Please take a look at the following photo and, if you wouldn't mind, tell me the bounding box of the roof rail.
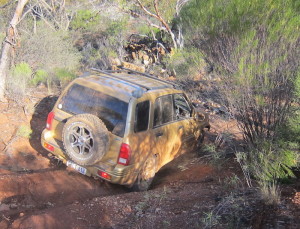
[90,68,151,90]
[119,67,178,88]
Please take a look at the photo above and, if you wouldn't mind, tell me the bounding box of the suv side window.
[135,101,150,132]
[154,95,174,127]
[174,94,192,119]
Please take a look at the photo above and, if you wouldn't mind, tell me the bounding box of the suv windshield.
[59,84,128,137]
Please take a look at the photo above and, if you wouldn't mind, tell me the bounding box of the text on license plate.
[66,161,87,175]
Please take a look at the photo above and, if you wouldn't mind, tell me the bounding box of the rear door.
[151,94,184,167]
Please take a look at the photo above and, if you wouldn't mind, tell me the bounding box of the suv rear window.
[59,84,128,137]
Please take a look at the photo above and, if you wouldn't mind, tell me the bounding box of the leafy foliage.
[30,69,48,86]
[6,62,32,100]
[180,0,300,144]
[70,9,100,31]
[167,47,207,79]
[17,124,32,139]
[54,68,76,87]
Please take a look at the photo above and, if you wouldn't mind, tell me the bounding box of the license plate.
[66,161,87,175]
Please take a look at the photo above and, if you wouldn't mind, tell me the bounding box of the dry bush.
[260,182,281,206]
[16,24,81,73]
[6,62,32,102]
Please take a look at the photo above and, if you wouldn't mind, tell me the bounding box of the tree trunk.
[0,0,29,100]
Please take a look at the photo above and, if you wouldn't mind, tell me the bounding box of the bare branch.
[31,7,56,30]
[136,0,160,21]
[18,3,38,25]
[130,10,167,31]
[153,0,171,32]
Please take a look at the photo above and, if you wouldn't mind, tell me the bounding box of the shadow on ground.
[29,95,58,165]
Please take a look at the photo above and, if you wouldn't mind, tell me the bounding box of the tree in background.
[125,0,190,49]
[0,0,29,100]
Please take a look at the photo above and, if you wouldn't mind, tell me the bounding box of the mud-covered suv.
[41,68,210,191]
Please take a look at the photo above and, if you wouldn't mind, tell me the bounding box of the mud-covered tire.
[130,155,156,192]
[62,114,110,166]
[197,130,205,148]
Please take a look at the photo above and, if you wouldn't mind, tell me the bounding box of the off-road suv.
[41,68,210,191]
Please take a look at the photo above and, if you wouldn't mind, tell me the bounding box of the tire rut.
[0,167,128,226]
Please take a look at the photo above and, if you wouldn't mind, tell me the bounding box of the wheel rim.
[68,125,94,155]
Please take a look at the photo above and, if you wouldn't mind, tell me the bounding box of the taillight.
[46,111,55,130]
[97,171,111,180]
[44,142,54,151]
[117,143,131,166]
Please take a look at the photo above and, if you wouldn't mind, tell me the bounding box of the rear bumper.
[41,129,138,186]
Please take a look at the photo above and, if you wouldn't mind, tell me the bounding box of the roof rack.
[119,67,175,86]
[90,68,151,90]
[100,67,180,88]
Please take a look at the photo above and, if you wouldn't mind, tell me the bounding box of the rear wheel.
[130,155,156,192]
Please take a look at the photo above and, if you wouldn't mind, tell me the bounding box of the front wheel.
[130,155,156,192]
[197,130,205,148]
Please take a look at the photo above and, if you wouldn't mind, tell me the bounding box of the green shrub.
[105,19,128,37]
[167,48,207,79]
[30,69,48,86]
[237,141,298,186]
[180,0,300,144]
[70,9,100,31]
[7,62,32,100]
[78,16,129,68]
[251,143,298,182]
[17,124,32,139]
[54,68,76,87]
[280,111,300,147]
[136,24,160,37]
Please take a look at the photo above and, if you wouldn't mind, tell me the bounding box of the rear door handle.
[155,132,163,137]
[178,125,184,130]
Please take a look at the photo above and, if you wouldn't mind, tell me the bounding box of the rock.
[37,83,46,89]
[110,58,122,66]
[142,54,150,65]
[9,204,18,209]
[155,208,161,214]
[143,59,150,66]
[122,61,145,73]
[159,47,166,55]
[131,52,137,60]
[142,54,149,61]
[124,205,132,213]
